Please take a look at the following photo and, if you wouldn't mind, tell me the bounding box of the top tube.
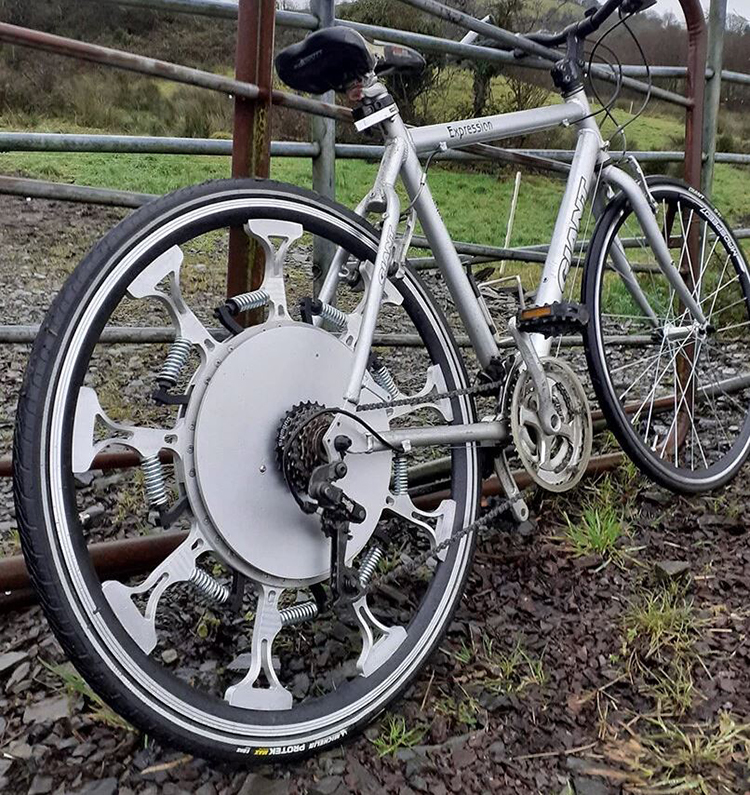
[407,94,590,155]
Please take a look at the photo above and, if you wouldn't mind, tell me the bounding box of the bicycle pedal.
[515,301,589,338]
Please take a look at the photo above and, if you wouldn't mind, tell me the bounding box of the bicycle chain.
[348,371,517,598]
[356,376,506,413]
[363,497,512,598]
[283,369,516,603]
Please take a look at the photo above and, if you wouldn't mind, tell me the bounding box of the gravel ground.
[1,194,749,795]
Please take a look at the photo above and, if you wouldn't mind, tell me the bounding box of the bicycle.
[13,0,750,762]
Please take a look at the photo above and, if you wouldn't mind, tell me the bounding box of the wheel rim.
[34,188,480,748]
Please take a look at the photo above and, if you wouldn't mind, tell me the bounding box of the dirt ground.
[0,194,749,795]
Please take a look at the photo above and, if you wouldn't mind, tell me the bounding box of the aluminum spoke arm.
[224,584,293,710]
[244,219,304,321]
[127,246,216,358]
[72,386,183,472]
[352,594,407,677]
[102,525,209,654]
[386,494,456,562]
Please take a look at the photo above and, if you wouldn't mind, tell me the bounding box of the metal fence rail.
[5,132,750,167]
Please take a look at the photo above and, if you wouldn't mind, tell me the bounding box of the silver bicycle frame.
[319,83,707,451]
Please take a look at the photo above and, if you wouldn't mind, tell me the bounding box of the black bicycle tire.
[582,176,750,493]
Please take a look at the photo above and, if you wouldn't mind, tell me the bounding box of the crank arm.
[493,453,529,523]
[507,317,560,435]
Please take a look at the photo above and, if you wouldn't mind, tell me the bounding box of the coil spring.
[372,364,400,400]
[141,454,169,508]
[393,455,408,495]
[358,544,384,587]
[157,337,192,387]
[229,289,269,314]
[279,600,319,627]
[190,567,230,604]
[318,301,348,330]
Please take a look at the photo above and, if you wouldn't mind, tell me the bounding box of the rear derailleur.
[277,405,368,610]
[308,449,368,609]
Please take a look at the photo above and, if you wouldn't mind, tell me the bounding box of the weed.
[453,639,477,665]
[625,581,699,660]
[482,639,547,695]
[448,635,546,695]
[43,660,133,731]
[195,609,221,641]
[112,469,147,528]
[371,714,426,757]
[434,690,482,728]
[564,501,624,559]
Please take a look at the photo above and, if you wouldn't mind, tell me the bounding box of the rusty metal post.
[678,0,707,191]
[675,0,708,453]
[702,0,727,197]
[310,0,336,295]
[226,0,275,323]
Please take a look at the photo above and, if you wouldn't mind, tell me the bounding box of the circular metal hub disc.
[190,323,392,585]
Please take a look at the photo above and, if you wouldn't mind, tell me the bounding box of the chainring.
[509,357,592,493]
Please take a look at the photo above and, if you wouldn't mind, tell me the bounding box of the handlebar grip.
[524,0,626,50]
[579,0,626,35]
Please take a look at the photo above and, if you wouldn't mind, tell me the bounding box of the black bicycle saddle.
[275,28,425,95]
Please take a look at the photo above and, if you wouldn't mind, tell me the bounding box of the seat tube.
[533,126,601,356]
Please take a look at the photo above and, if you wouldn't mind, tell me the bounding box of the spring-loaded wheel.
[14,178,481,762]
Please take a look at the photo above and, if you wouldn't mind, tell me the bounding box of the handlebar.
[524,0,653,49]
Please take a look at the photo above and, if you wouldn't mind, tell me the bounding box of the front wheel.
[583,177,750,493]
[14,178,481,761]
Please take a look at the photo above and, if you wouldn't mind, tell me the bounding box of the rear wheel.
[14,179,481,761]
[583,178,750,492]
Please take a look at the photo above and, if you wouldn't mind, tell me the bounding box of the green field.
[1,92,749,257]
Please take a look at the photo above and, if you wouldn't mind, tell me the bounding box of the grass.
[371,714,426,757]
[2,109,750,280]
[434,690,483,729]
[565,502,624,558]
[622,581,704,715]
[447,635,547,696]
[482,639,547,695]
[44,660,134,731]
[604,713,750,794]
[624,581,699,661]
[559,475,630,563]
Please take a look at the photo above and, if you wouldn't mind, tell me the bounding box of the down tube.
[397,138,499,369]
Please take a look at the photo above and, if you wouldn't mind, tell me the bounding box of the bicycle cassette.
[509,358,592,493]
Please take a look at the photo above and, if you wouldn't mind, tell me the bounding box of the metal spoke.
[385,494,456,561]
[617,330,670,403]
[352,594,407,677]
[243,218,304,321]
[127,245,217,358]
